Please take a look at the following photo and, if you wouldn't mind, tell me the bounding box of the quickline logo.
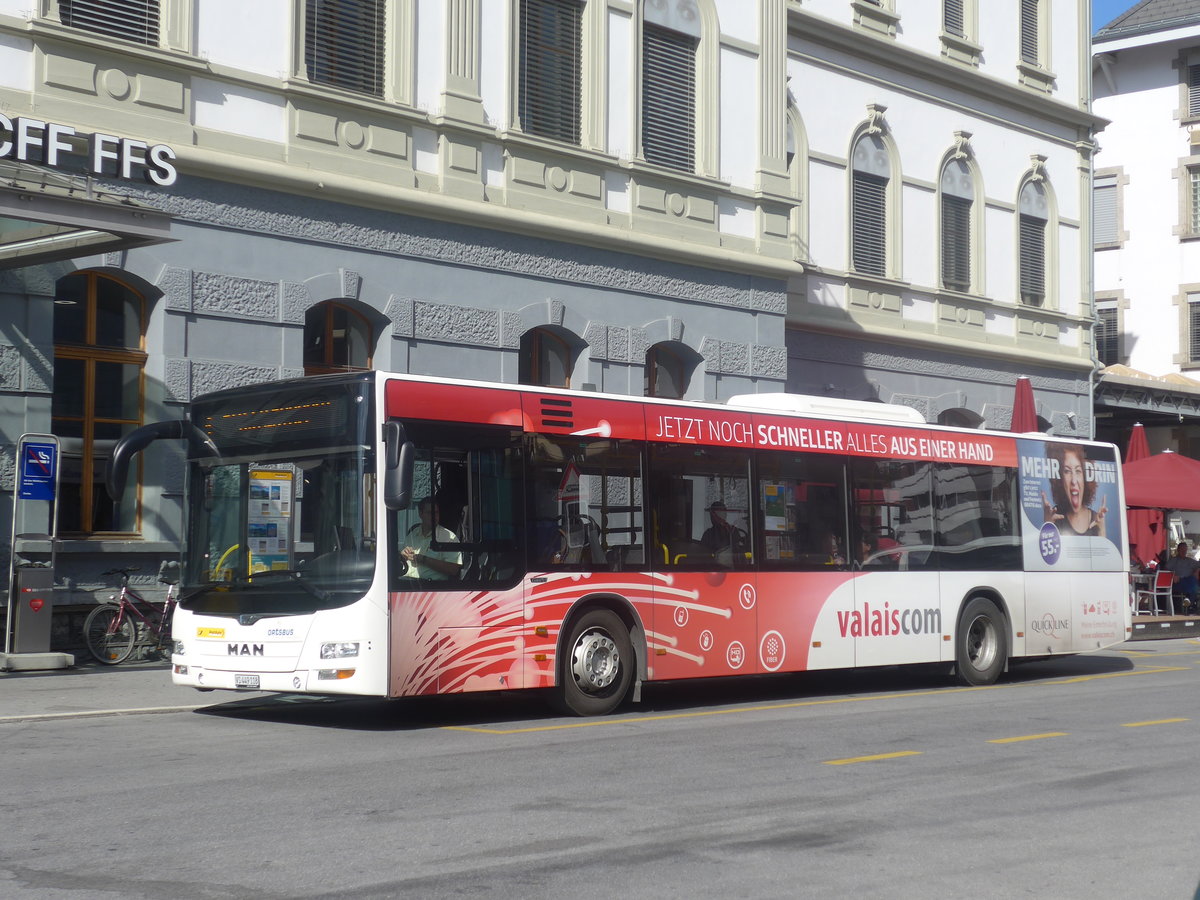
[836,603,942,638]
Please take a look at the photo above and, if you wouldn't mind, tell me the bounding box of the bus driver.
[402,497,462,580]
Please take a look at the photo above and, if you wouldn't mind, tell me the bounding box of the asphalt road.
[2,640,1198,899]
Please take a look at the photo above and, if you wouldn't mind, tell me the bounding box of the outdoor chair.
[1135,570,1174,616]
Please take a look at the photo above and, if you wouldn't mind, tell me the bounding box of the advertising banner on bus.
[1017,439,1124,572]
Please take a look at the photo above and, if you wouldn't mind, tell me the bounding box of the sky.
[1093,0,1139,31]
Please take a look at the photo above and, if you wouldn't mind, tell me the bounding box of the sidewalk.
[0,659,210,723]
[1131,613,1200,640]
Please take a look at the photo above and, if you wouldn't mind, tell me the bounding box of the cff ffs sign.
[19,441,57,501]
[0,115,177,186]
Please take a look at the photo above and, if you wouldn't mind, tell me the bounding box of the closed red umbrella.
[1125,422,1150,463]
[1010,376,1038,432]
[1123,424,1161,567]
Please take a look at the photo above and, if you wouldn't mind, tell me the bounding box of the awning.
[0,159,173,269]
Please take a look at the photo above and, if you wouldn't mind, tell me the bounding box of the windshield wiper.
[233,570,331,603]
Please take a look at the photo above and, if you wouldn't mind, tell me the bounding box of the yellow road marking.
[1122,718,1189,728]
[988,732,1068,743]
[824,751,922,766]
[442,662,1188,735]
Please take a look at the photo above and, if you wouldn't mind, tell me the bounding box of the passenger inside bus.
[700,501,749,566]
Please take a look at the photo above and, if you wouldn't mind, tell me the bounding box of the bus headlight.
[320,641,360,659]
[172,640,185,655]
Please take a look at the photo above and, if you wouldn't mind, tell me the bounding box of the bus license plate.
[234,674,260,689]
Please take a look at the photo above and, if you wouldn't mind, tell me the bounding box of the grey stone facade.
[0,174,788,635]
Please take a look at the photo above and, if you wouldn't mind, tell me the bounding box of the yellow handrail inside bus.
[212,544,254,581]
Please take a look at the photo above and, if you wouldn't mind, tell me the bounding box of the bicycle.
[83,562,180,665]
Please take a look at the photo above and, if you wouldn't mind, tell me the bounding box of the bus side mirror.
[383,420,414,510]
[106,420,219,501]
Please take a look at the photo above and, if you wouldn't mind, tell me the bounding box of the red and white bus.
[109,372,1132,715]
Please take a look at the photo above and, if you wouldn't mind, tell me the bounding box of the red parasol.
[1010,376,1038,432]
[1123,424,1162,567]
[1123,450,1200,510]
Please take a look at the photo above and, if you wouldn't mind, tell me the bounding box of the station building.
[0,1,1098,646]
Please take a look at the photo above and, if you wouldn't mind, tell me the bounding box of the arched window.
[304,301,373,375]
[1018,181,1048,307]
[645,342,690,399]
[851,134,890,276]
[940,158,974,293]
[520,327,572,387]
[52,272,146,535]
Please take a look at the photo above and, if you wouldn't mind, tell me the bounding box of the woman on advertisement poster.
[1041,443,1108,538]
[1018,438,1123,570]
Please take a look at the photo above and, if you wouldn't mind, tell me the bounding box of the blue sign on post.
[19,442,57,501]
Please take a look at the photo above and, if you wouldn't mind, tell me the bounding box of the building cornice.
[169,144,804,282]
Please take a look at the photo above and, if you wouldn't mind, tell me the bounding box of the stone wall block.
[386,295,415,337]
[189,361,278,396]
[193,273,278,320]
[500,311,524,349]
[164,358,191,402]
[751,344,786,379]
[0,344,23,390]
[157,267,193,312]
[340,269,362,300]
[414,302,500,347]
[584,322,608,360]
[608,326,630,363]
[281,282,308,324]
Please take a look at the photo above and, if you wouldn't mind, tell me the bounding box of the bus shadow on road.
[191,650,1136,732]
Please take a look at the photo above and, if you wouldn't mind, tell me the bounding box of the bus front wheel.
[955,596,1007,686]
[558,609,633,717]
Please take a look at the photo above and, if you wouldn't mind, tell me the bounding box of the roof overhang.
[0,160,173,269]
[1095,368,1200,425]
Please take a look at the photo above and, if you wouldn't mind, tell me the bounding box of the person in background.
[402,496,462,580]
[1163,541,1200,613]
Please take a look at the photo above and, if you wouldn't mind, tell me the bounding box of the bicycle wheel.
[84,605,137,665]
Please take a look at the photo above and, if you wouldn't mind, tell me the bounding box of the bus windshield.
[182,376,377,617]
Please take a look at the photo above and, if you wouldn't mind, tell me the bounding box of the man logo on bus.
[228,643,264,656]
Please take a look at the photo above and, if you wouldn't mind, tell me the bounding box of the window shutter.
[1019,0,1039,64]
[943,0,965,37]
[60,0,159,45]
[1191,169,1200,234]
[941,195,971,292]
[1189,294,1200,363]
[852,172,887,276]
[1019,214,1045,305]
[1190,65,1200,117]
[519,0,582,144]
[1095,306,1118,366]
[641,23,696,173]
[305,0,385,97]
[1093,176,1118,246]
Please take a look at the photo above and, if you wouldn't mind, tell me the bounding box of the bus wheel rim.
[967,615,996,669]
[571,630,620,693]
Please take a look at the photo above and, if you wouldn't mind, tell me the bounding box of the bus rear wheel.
[558,609,633,717]
[955,596,1007,686]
